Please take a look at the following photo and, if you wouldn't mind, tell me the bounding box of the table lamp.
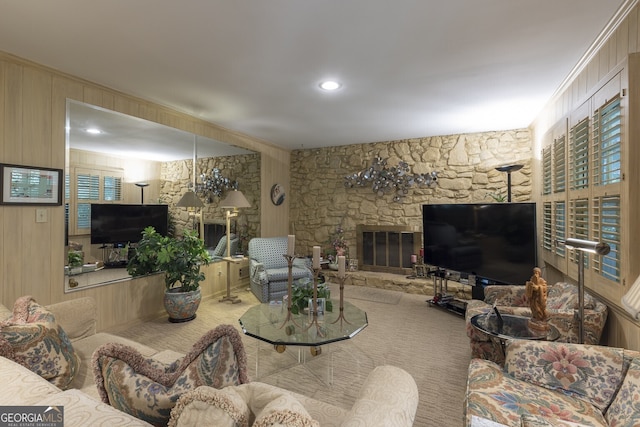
[220,189,251,257]
[176,190,205,234]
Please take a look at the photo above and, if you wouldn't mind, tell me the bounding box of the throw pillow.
[504,340,624,412]
[168,385,250,427]
[605,357,640,426]
[0,296,80,389]
[245,383,318,427]
[92,324,250,427]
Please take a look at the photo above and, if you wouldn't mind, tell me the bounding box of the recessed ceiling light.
[86,128,102,134]
[319,80,341,91]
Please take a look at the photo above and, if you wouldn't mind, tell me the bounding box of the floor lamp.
[220,189,251,257]
[495,164,523,202]
[563,238,611,344]
[135,182,149,204]
[219,189,251,304]
[176,190,204,235]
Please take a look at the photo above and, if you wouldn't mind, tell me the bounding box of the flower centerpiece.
[326,225,348,269]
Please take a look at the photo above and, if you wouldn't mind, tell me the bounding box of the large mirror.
[64,100,260,292]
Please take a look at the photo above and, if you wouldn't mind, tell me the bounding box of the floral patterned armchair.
[465,282,608,364]
[464,339,640,426]
[248,237,313,302]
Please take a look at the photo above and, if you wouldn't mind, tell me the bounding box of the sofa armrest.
[46,297,97,341]
[341,365,418,427]
[483,285,528,306]
[249,260,267,285]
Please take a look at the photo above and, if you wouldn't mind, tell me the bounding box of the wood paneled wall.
[0,52,290,331]
[531,2,640,349]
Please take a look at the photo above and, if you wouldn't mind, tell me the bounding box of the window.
[553,135,566,193]
[542,147,552,196]
[593,96,622,186]
[542,202,552,251]
[69,167,123,235]
[553,201,566,257]
[569,118,589,190]
[593,196,620,281]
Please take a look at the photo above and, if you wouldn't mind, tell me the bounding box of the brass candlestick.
[304,267,325,337]
[280,254,300,329]
[331,274,351,325]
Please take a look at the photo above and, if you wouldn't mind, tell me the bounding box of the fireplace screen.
[357,225,421,274]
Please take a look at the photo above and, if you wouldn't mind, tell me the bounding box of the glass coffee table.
[471,312,560,357]
[239,301,368,383]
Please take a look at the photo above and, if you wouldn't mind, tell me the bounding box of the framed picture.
[0,163,63,205]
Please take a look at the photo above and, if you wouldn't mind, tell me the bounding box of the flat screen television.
[90,204,169,245]
[422,202,537,285]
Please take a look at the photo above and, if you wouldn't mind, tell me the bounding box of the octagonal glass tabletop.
[239,300,368,347]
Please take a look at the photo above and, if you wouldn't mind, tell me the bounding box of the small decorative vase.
[328,263,339,271]
[164,287,201,323]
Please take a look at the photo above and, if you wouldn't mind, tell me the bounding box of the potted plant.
[127,226,211,322]
[67,250,84,275]
[290,278,333,315]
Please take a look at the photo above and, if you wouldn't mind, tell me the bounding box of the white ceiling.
[0,0,629,151]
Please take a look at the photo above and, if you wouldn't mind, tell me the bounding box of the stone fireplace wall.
[161,153,261,252]
[289,129,533,261]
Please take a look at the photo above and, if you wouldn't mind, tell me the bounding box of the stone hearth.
[322,269,470,299]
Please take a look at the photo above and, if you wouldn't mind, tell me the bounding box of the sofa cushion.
[93,324,249,426]
[0,356,61,405]
[520,414,593,427]
[546,283,596,310]
[504,340,624,412]
[34,389,153,426]
[465,358,607,426]
[605,357,640,426]
[0,296,80,389]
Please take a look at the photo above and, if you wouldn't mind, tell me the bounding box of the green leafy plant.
[487,191,507,202]
[67,251,83,268]
[127,226,211,292]
[290,278,333,315]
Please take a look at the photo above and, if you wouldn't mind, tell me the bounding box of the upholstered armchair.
[248,237,313,302]
[208,233,239,261]
[465,281,608,364]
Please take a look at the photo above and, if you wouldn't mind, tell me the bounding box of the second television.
[422,202,537,285]
[91,204,169,245]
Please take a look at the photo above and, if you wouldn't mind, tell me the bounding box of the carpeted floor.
[111,283,472,427]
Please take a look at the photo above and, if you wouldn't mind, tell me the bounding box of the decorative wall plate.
[270,183,285,206]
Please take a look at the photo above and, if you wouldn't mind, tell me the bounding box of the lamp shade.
[176,190,204,208]
[220,189,251,209]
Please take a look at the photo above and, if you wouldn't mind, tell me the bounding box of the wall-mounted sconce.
[196,168,238,203]
[561,237,611,344]
[344,157,438,202]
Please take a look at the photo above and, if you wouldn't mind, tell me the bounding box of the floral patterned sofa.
[465,282,608,364]
[464,339,640,426]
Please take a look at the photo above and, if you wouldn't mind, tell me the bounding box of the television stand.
[104,260,127,268]
[427,295,467,316]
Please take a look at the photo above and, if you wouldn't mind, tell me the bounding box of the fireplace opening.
[357,225,421,274]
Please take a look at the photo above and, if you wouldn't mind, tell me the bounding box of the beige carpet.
[111,284,471,427]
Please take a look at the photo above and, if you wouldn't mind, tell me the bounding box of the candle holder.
[303,267,325,337]
[331,274,351,325]
[280,254,300,329]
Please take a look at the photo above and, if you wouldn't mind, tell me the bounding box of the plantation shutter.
[569,118,589,190]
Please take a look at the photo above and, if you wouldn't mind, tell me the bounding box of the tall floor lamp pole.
[495,164,523,202]
[563,238,611,344]
[219,189,251,304]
